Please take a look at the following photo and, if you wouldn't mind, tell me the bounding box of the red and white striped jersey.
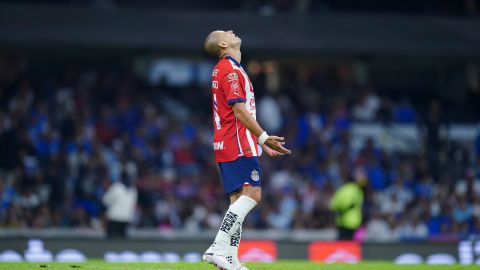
[211,56,258,162]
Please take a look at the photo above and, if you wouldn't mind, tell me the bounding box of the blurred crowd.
[0,55,479,242]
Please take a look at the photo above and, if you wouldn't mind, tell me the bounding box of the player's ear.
[218,41,228,49]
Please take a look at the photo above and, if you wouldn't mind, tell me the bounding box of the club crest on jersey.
[228,72,239,82]
[251,169,260,181]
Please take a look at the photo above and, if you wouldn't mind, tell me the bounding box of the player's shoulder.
[215,58,236,73]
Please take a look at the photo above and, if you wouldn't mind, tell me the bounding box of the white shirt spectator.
[398,219,428,239]
[455,177,480,196]
[352,92,380,121]
[366,217,398,242]
[377,193,405,215]
[269,170,293,191]
[410,222,428,239]
[385,182,414,206]
[103,182,137,223]
[258,95,282,133]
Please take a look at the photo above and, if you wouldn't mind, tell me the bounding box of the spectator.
[102,174,138,238]
[453,196,473,224]
[365,213,398,242]
[476,124,480,160]
[393,98,416,123]
[352,89,380,121]
[330,177,364,240]
[258,95,283,133]
[397,216,428,240]
[423,100,446,173]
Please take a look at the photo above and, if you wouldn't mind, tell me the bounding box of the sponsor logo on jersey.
[213,141,224,150]
[231,81,240,93]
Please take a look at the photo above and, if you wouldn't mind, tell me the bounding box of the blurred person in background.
[202,30,291,270]
[102,173,137,238]
[476,124,480,161]
[330,175,364,240]
[423,100,447,177]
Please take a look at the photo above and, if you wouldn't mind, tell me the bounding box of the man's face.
[219,30,241,47]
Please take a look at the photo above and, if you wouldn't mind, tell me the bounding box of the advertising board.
[1,238,479,265]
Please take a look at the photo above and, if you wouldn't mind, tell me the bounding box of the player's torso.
[211,57,257,162]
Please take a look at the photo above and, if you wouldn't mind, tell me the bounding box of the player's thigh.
[241,185,261,203]
[229,191,242,204]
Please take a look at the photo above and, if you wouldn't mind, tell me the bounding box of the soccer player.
[202,30,291,270]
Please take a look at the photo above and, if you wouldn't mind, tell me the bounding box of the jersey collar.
[225,55,242,67]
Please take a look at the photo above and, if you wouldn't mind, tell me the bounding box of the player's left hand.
[261,144,284,157]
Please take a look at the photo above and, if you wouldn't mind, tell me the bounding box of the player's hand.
[261,144,284,157]
[264,136,291,155]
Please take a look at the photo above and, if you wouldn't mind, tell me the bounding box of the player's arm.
[232,102,291,155]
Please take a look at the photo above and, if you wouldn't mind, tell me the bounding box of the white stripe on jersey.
[245,129,258,156]
[235,117,243,156]
[231,65,256,118]
[229,59,258,157]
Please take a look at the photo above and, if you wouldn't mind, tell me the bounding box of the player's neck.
[222,49,241,64]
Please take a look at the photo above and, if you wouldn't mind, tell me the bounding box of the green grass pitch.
[0,261,478,270]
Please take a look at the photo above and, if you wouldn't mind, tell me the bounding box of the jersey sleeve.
[220,70,246,105]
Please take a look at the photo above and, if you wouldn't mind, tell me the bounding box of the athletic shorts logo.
[251,169,260,181]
